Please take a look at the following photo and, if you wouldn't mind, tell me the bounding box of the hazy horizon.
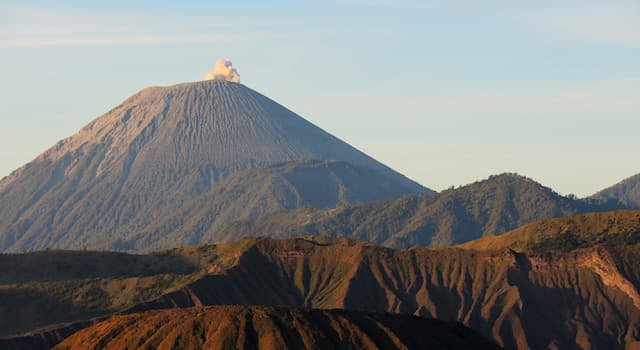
[1,0,638,197]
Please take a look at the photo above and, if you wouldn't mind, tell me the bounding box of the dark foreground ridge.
[47,306,502,350]
[1,224,639,349]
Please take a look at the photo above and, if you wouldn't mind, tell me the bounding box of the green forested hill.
[591,173,640,209]
[216,173,624,248]
[460,210,640,252]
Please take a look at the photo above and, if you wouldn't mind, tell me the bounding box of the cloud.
[205,59,240,83]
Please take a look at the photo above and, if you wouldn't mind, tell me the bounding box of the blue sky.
[1,0,639,196]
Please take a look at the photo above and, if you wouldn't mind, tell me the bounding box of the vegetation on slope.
[591,173,640,209]
[0,158,424,253]
[122,159,428,251]
[0,242,252,337]
[217,173,624,248]
[459,210,640,252]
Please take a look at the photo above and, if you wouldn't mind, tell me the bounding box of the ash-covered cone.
[0,79,429,252]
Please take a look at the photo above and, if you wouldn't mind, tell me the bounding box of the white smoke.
[205,59,240,83]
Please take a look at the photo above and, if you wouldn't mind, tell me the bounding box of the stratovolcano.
[0,80,428,252]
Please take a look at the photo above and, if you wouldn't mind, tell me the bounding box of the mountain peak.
[66,79,414,176]
[590,173,640,209]
[0,80,427,252]
[482,172,541,186]
[216,172,623,249]
[443,173,557,199]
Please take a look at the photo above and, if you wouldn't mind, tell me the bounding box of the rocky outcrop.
[578,247,640,310]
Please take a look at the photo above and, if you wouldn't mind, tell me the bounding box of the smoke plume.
[205,59,240,83]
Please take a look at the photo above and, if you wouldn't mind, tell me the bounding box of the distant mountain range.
[217,173,624,248]
[1,213,639,349]
[0,80,427,252]
[590,173,640,209]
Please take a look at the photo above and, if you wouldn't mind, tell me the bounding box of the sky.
[0,0,639,196]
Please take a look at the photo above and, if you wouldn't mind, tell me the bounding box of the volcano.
[0,80,428,252]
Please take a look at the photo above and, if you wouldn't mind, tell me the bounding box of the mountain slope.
[0,80,427,252]
[119,159,431,251]
[216,173,624,248]
[460,210,640,252]
[591,173,640,209]
[0,244,227,337]
[52,306,502,350]
[128,238,640,350]
[2,236,639,349]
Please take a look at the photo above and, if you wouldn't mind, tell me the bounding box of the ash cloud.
[205,59,240,83]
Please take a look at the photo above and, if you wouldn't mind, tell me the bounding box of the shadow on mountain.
[0,288,106,338]
[0,250,201,284]
[126,246,306,313]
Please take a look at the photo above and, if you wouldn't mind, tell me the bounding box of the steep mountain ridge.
[121,238,640,350]
[1,234,639,349]
[591,173,640,209]
[216,173,624,248]
[0,80,427,252]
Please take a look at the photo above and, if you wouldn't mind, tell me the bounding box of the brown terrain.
[1,211,639,349]
[52,306,502,350]
[461,210,640,252]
